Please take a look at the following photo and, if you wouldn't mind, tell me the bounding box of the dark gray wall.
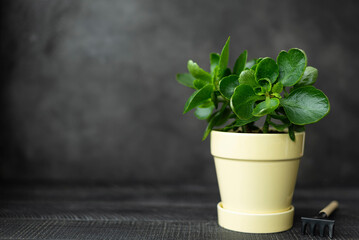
[1,0,359,186]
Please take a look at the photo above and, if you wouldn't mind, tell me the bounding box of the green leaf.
[238,69,258,88]
[219,75,240,99]
[252,97,280,117]
[245,59,256,69]
[202,105,231,140]
[294,124,305,132]
[193,79,207,90]
[247,122,260,132]
[271,93,281,98]
[288,124,295,141]
[211,91,219,109]
[257,78,272,92]
[277,48,307,86]
[230,85,264,120]
[187,60,212,82]
[210,53,220,73]
[222,68,232,77]
[270,112,290,123]
[280,86,330,125]
[269,121,289,131]
[256,57,279,84]
[215,107,231,126]
[272,82,283,94]
[212,66,219,87]
[222,116,260,131]
[254,87,265,96]
[251,63,258,71]
[233,50,248,75]
[221,121,238,131]
[218,37,230,76]
[183,84,214,114]
[295,66,318,87]
[202,114,218,141]
[194,103,214,120]
[176,73,195,88]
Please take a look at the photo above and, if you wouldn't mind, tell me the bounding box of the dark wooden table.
[0,183,358,239]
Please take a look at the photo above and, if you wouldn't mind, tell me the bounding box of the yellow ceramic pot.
[211,130,305,233]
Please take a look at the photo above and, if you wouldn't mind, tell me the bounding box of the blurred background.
[1,0,358,187]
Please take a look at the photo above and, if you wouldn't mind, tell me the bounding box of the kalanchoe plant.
[176,37,330,141]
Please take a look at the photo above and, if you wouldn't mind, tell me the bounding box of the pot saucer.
[217,202,294,233]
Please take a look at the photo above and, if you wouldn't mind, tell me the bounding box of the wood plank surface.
[0,183,358,239]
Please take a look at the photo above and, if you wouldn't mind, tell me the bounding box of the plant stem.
[242,125,247,133]
[220,102,228,111]
[263,115,270,133]
[241,124,251,133]
[217,96,228,103]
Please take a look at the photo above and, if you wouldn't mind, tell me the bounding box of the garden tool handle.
[319,200,339,217]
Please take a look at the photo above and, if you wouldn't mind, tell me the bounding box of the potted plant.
[176,37,330,233]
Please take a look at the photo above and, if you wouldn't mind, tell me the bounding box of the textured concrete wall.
[1,0,359,186]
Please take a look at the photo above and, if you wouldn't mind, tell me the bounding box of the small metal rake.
[301,200,339,238]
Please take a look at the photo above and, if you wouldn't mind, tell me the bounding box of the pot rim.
[211,130,305,160]
[211,130,305,136]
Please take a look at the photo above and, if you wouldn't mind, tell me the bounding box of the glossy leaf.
[183,84,213,114]
[202,106,231,140]
[176,73,195,88]
[212,67,219,87]
[294,124,305,132]
[218,37,230,76]
[210,53,220,73]
[193,79,207,90]
[280,86,330,125]
[187,60,212,82]
[238,69,258,88]
[221,120,238,131]
[272,93,281,98]
[252,97,280,117]
[295,66,318,87]
[245,59,256,69]
[256,57,279,83]
[211,91,219,109]
[251,63,258,71]
[202,114,219,141]
[254,87,265,96]
[194,103,214,120]
[258,78,272,92]
[222,116,260,131]
[277,48,307,86]
[215,107,231,126]
[219,75,240,99]
[177,42,329,142]
[222,68,232,77]
[288,124,295,141]
[270,112,290,124]
[272,82,283,94]
[230,85,264,120]
[269,121,289,131]
[233,50,248,75]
